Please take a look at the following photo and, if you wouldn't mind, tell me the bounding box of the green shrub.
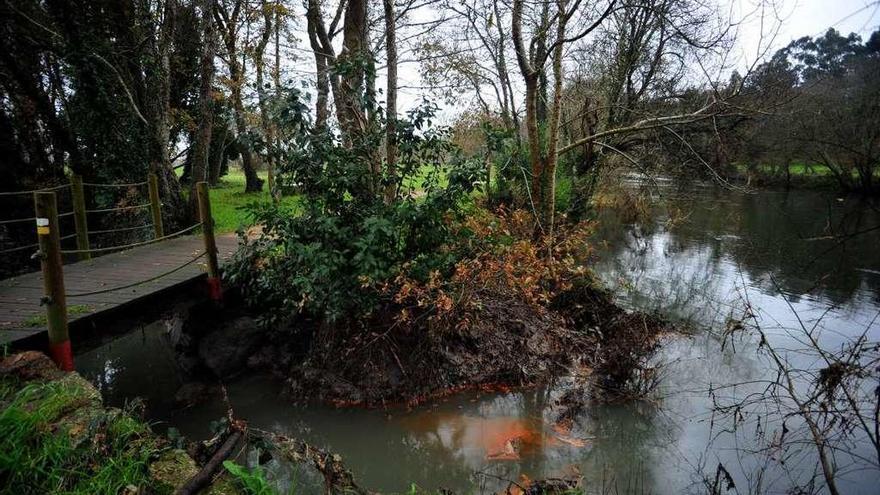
[225,96,485,324]
[223,460,278,495]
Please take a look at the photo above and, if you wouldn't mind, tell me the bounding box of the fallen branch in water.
[250,428,370,495]
[175,425,245,495]
[177,385,245,495]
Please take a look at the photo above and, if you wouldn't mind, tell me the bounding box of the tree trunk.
[383,0,398,203]
[215,0,263,192]
[147,0,186,217]
[254,1,274,190]
[534,1,550,124]
[230,78,262,192]
[541,0,567,237]
[273,5,282,196]
[306,0,331,131]
[524,76,543,222]
[191,0,215,211]
[337,0,368,146]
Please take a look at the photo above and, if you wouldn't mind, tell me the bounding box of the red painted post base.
[48,340,74,371]
[207,276,223,302]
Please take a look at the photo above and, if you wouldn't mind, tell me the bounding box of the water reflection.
[75,185,880,494]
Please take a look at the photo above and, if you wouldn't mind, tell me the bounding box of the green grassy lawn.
[735,162,880,178]
[734,162,833,176]
[209,167,300,233]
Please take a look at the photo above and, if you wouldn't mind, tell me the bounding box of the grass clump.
[223,460,279,495]
[0,375,160,494]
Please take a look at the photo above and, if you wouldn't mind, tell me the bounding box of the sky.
[730,0,880,66]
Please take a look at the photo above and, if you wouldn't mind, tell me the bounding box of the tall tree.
[146,0,186,213]
[511,0,615,233]
[382,0,398,203]
[253,0,277,192]
[215,0,264,191]
[192,0,216,197]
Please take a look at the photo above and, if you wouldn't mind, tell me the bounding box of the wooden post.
[196,181,222,301]
[34,191,73,371]
[70,174,90,261]
[148,173,164,238]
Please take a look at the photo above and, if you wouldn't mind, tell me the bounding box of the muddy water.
[75,184,880,494]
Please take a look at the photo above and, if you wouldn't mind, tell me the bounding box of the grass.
[734,162,834,177]
[22,304,92,328]
[208,163,461,235]
[208,167,301,234]
[0,375,160,494]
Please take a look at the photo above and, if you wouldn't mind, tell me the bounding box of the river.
[75,183,880,494]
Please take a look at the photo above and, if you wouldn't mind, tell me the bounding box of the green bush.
[225,96,484,324]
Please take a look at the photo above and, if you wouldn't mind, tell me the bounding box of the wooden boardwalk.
[0,234,239,345]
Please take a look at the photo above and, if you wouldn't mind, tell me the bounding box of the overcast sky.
[731,0,880,64]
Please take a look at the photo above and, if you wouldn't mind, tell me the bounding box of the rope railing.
[59,222,202,256]
[0,184,71,197]
[81,180,148,188]
[0,242,39,255]
[0,174,161,258]
[0,233,77,256]
[85,203,151,215]
[0,210,75,260]
[1,211,75,225]
[0,216,37,226]
[65,251,207,298]
[87,223,153,236]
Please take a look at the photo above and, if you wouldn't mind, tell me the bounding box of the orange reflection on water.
[400,410,580,462]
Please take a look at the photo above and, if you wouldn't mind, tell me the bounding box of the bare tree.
[417,0,520,132]
[710,280,880,495]
[510,0,617,234]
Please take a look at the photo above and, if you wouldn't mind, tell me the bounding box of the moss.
[149,449,241,495]
[149,449,200,493]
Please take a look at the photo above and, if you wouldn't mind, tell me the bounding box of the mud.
[228,279,672,408]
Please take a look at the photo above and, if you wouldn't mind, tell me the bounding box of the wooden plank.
[0,233,239,345]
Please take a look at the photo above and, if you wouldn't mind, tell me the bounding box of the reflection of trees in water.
[668,189,880,304]
[596,187,880,313]
[594,221,740,328]
[576,401,668,494]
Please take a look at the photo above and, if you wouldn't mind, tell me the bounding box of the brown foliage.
[384,208,595,334]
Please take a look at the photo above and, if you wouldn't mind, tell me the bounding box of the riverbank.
[0,351,241,495]
[1,351,598,494]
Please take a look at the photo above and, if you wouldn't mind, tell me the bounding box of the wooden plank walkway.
[0,234,239,345]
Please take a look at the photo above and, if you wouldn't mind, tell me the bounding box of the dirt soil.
[238,281,670,407]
